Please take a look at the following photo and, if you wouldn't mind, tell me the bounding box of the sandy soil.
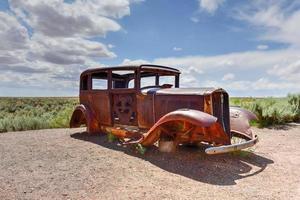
[0,126,299,200]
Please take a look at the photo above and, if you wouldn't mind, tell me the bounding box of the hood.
[151,87,225,95]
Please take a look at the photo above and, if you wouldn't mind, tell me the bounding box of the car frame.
[70,64,258,154]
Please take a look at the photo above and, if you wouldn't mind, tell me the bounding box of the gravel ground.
[0,126,300,200]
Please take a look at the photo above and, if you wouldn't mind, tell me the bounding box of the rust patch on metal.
[230,107,257,139]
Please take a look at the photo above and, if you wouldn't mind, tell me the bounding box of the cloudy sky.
[0,0,299,97]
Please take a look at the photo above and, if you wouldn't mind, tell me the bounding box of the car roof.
[81,64,181,76]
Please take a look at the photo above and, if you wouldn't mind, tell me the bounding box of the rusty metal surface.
[140,109,230,146]
[230,107,257,139]
[70,64,257,154]
[81,64,180,78]
[154,95,205,125]
[155,88,226,95]
[70,104,100,133]
[112,93,137,125]
[80,91,112,126]
[149,109,218,129]
[205,135,259,155]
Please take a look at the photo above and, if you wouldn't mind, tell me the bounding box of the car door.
[110,70,138,126]
[89,71,112,126]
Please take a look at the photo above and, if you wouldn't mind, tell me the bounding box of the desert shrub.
[0,115,50,132]
[49,107,74,128]
[253,101,294,127]
[0,117,12,132]
[0,97,78,133]
[231,96,298,127]
[288,93,300,121]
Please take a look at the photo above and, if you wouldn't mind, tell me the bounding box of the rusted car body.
[70,65,258,154]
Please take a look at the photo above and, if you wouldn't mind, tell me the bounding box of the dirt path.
[0,126,299,200]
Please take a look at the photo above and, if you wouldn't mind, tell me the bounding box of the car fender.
[69,104,100,133]
[140,109,229,146]
[230,106,257,139]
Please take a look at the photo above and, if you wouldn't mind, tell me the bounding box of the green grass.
[0,97,78,133]
[0,94,299,133]
[230,94,300,127]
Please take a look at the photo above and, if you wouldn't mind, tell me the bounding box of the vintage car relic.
[70,64,258,154]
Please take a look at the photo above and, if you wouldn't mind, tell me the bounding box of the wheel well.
[70,109,87,128]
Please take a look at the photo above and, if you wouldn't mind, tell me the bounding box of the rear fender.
[141,109,230,146]
[230,107,257,139]
[70,104,100,133]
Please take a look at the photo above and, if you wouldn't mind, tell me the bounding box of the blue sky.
[0,0,299,96]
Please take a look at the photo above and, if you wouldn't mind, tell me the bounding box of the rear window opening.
[112,70,135,89]
[91,72,108,90]
[92,79,107,90]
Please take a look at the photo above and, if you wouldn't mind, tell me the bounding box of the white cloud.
[198,0,225,14]
[190,17,199,23]
[108,44,115,49]
[196,0,300,48]
[222,73,235,81]
[200,77,297,97]
[268,60,300,82]
[0,50,26,66]
[153,49,300,72]
[0,12,29,51]
[257,45,269,50]
[173,47,182,51]
[122,48,300,96]
[0,1,139,96]
[249,78,293,91]
[236,1,300,47]
[30,34,116,65]
[121,58,150,65]
[8,0,128,38]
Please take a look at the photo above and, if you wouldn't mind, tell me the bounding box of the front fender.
[141,109,230,146]
[70,104,100,133]
[230,106,257,139]
[153,109,218,128]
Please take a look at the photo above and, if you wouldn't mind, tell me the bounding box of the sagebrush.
[0,97,78,133]
[230,93,300,127]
